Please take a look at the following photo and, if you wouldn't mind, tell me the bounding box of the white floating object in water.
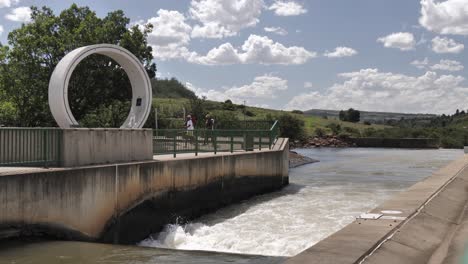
[381,210,402,215]
[358,213,383,220]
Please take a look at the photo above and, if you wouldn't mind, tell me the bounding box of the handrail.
[0,127,62,167]
[153,120,279,157]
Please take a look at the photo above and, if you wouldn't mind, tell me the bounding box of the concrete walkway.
[287,155,468,264]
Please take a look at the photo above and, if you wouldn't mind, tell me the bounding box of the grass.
[302,115,390,136]
[153,98,389,136]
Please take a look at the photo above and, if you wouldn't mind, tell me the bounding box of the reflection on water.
[141,148,462,256]
[0,148,462,263]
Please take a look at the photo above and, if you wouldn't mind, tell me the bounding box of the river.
[0,148,462,263]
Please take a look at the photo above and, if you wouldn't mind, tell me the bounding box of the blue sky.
[0,0,467,114]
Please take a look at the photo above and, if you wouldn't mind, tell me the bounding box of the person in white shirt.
[186,115,194,130]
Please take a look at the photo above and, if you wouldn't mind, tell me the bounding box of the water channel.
[0,148,462,263]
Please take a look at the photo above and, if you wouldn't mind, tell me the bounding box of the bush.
[363,121,371,125]
[343,126,361,137]
[291,110,303,114]
[326,123,341,135]
[315,128,326,137]
[245,110,255,117]
[222,99,236,111]
[277,114,305,141]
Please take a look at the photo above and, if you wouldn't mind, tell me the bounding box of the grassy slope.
[153,98,388,136]
[302,115,389,136]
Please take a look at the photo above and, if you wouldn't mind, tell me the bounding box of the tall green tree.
[1,4,156,127]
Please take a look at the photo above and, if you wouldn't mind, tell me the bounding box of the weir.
[0,138,289,244]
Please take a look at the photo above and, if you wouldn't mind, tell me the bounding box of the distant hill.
[304,109,437,123]
[151,78,196,99]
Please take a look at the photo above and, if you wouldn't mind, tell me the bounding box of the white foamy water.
[140,148,462,257]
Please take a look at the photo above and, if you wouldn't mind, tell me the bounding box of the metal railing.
[0,128,62,167]
[153,120,280,157]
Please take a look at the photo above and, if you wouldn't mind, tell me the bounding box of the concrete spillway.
[0,138,289,244]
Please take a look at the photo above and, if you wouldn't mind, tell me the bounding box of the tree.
[0,4,156,127]
[338,108,360,123]
[277,114,305,142]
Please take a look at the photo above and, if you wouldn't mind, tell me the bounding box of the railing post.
[195,129,199,156]
[214,132,217,154]
[173,132,176,158]
[259,134,262,151]
[230,135,234,153]
[43,129,48,168]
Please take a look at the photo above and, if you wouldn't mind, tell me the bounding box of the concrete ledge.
[288,155,468,264]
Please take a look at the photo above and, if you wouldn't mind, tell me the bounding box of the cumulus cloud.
[187,75,288,104]
[304,82,313,88]
[190,0,264,38]
[140,9,195,60]
[419,0,468,36]
[5,6,31,22]
[0,0,18,8]
[431,36,464,53]
[268,1,307,16]
[377,32,416,51]
[190,34,316,65]
[264,26,288,36]
[431,59,464,71]
[411,57,429,69]
[324,47,358,58]
[285,69,468,114]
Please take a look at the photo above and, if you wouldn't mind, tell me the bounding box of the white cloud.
[5,6,30,22]
[285,69,468,114]
[264,26,288,36]
[324,47,358,58]
[269,1,307,16]
[141,9,195,61]
[0,0,18,8]
[0,25,3,36]
[187,75,288,104]
[304,82,313,88]
[377,32,416,51]
[431,36,464,53]
[419,0,468,36]
[411,57,429,69]
[190,0,264,38]
[431,59,464,71]
[190,34,316,65]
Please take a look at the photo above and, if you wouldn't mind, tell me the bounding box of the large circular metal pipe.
[48,44,152,128]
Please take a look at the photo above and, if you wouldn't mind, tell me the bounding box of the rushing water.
[0,148,462,263]
[140,148,462,257]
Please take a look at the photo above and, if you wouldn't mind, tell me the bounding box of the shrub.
[326,123,341,135]
[315,128,326,137]
[291,110,303,114]
[277,114,305,141]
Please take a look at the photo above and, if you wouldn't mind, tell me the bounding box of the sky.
[0,0,467,114]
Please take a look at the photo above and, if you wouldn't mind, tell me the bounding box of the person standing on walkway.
[204,114,214,144]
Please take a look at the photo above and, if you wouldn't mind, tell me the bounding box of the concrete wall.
[350,137,440,149]
[61,128,153,167]
[0,138,289,244]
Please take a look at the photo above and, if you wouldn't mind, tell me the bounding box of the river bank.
[289,151,319,168]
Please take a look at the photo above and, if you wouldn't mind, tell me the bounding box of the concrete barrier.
[0,138,289,244]
[61,128,153,167]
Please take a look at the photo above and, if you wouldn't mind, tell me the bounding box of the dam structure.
[0,128,289,244]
